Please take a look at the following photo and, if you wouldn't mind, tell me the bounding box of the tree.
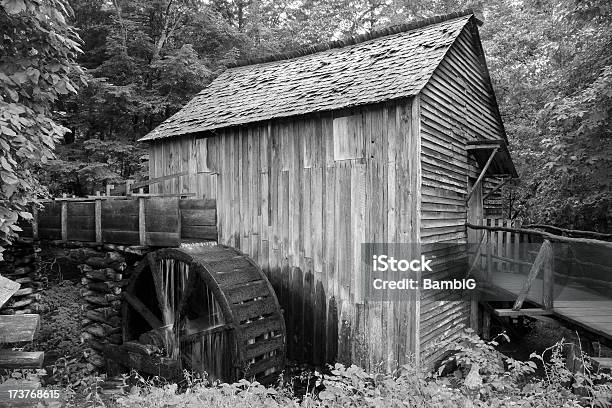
[0,0,84,258]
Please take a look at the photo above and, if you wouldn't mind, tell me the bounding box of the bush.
[112,329,612,408]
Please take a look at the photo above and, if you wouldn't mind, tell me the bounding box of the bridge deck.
[490,272,612,341]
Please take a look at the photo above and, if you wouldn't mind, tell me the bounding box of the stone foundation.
[0,239,45,314]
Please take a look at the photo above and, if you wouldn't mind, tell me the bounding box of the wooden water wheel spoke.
[180,323,232,346]
[120,245,286,384]
[175,269,199,321]
[123,292,163,329]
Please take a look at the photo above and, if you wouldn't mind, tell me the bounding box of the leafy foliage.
[0,0,83,256]
[110,329,612,408]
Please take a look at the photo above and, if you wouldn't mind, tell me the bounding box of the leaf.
[0,171,18,185]
[0,156,11,171]
[1,0,26,15]
[19,211,33,220]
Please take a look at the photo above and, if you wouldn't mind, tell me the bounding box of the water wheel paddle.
[116,245,285,383]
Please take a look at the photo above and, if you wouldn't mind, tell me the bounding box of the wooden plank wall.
[148,99,421,371]
[148,137,218,199]
[418,25,506,365]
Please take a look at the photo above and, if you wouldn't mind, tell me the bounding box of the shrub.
[113,329,612,408]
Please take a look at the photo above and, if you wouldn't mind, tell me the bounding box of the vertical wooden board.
[270,124,280,250]
[239,128,247,243]
[335,163,349,306]
[326,166,337,299]
[350,111,365,159]
[169,141,178,193]
[217,134,226,243]
[290,121,301,262]
[66,202,95,242]
[326,294,339,363]
[149,144,157,194]
[312,167,323,275]
[232,130,241,248]
[291,266,304,362]
[246,128,255,243]
[322,166,334,363]
[280,170,289,255]
[145,198,179,232]
[351,164,366,303]
[323,115,334,167]
[161,141,169,193]
[332,115,347,161]
[312,117,322,169]
[303,117,313,169]
[260,171,269,244]
[281,259,292,358]
[303,168,311,258]
[313,279,327,365]
[181,137,190,193]
[188,137,198,195]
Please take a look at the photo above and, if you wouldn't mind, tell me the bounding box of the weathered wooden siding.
[148,137,218,199]
[419,24,505,364]
[147,99,421,370]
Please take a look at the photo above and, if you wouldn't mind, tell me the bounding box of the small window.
[333,114,364,161]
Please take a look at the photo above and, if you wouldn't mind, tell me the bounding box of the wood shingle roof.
[140,12,476,141]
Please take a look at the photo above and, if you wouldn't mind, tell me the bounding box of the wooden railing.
[18,195,218,247]
[467,220,612,313]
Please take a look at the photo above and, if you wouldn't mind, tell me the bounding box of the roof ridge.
[228,9,477,68]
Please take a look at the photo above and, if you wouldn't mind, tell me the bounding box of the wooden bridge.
[467,220,612,348]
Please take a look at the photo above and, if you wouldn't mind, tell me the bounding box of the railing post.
[486,228,492,282]
[95,191,102,244]
[543,244,554,310]
[32,204,38,240]
[61,193,68,242]
[138,189,146,246]
[513,239,552,311]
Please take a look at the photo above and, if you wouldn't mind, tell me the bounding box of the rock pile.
[0,239,46,315]
[79,250,129,370]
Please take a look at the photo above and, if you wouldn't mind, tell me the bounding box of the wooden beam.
[0,314,40,343]
[0,351,44,369]
[130,171,188,191]
[512,240,552,311]
[522,224,612,241]
[482,177,512,202]
[123,292,162,329]
[0,276,20,309]
[494,308,554,317]
[466,223,612,249]
[466,147,499,203]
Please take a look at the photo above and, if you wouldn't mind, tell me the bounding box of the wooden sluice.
[18,195,218,246]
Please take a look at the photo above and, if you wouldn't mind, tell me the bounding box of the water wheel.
[107,245,285,384]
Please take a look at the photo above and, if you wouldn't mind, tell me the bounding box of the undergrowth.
[112,329,612,408]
